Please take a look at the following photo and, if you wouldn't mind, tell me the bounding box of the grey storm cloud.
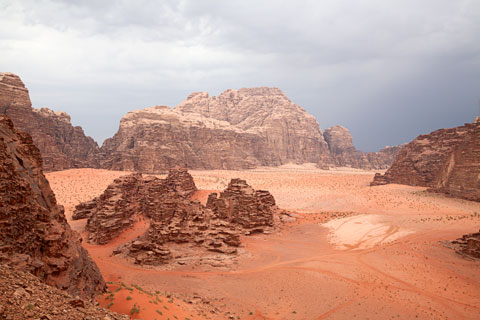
[0,0,479,151]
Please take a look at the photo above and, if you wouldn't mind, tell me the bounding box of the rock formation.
[0,72,99,171]
[74,168,197,244]
[372,120,480,202]
[449,230,480,259]
[0,265,128,320]
[206,179,276,232]
[0,115,105,300]
[323,125,402,169]
[75,167,278,265]
[176,88,331,165]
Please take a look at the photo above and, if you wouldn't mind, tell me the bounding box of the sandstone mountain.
[0,72,99,171]
[450,230,480,259]
[0,115,105,300]
[323,125,402,170]
[101,88,398,172]
[372,119,480,202]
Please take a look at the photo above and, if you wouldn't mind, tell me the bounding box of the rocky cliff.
[176,88,331,165]
[0,72,99,171]
[323,125,402,169]
[450,230,480,259]
[371,120,480,202]
[0,115,105,300]
[100,106,265,171]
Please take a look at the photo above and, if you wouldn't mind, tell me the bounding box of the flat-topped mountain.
[0,72,99,171]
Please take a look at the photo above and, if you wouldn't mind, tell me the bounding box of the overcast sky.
[1,0,479,151]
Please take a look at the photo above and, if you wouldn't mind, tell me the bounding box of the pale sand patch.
[323,214,415,250]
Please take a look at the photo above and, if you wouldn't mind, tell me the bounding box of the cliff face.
[176,88,330,165]
[0,72,99,171]
[100,106,266,171]
[100,88,334,172]
[372,122,476,187]
[323,125,402,170]
[0,115,105,299]
[431,122,480,201]
[372,120,480,202]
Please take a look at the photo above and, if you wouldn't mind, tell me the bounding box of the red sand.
[47,167,480,319]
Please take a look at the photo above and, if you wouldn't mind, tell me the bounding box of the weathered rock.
[0,72,99,171]
[0,115,105,300]
[430,121,480,201]
[0,265,128,320]
[450,230,480,259]
[371,120,480,203]
[75,168,198,244]
[206,179,277,232]
[100,88,333,172]
[176,88,331,165]
[125,193,241,265]
[323,125,402,170]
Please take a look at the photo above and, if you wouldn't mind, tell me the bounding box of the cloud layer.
[1,0,479,151]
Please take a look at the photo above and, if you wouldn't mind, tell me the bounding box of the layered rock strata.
[0,265,128,320]
[323,125,402,169]
[372,120,480,202]
[0,115,105,300]
[0,72,99,171]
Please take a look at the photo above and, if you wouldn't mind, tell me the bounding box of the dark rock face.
[0,72,99,171]
[206,178,276,232]
[0,265,128,320]
[323,125,402,170]
[450,230,480,259]
[372,120,480,202]
[0,115,105,300]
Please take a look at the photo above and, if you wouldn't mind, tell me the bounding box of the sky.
[1,0,479,152]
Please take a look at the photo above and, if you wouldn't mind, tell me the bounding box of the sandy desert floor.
[46,165,480,320]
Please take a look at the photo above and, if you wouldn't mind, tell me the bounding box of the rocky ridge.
[371,120,480,202]
[0,72,99,171]
[0,115,105,300]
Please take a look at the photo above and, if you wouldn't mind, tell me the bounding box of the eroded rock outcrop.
[371,120,480,203]
[74,168,197,244]
[206,179,276,232]
[0,115,105,300]
[323,125,402,169]
[0,72,99,171]
[449,230,480,259]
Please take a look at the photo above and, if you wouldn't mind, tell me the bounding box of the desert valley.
[0,70,479,320]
